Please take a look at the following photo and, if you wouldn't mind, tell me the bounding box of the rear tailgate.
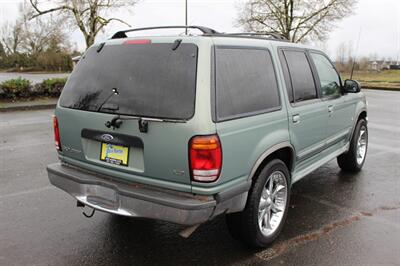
[55,38,212,191]
[56,108,198,188]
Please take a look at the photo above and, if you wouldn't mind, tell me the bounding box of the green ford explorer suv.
[47,26,368,247]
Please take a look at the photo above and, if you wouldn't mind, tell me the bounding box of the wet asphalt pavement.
[0,89,399,265]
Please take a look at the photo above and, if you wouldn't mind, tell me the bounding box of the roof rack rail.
[111,26,219,39]
[110,26,289,42]
[220,32,288,41]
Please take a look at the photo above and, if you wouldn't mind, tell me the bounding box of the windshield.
[59,42,198,120]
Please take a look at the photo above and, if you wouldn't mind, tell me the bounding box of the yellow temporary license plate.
[100,143,129,166]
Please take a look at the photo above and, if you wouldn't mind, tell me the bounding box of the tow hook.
[77,201,96,218]
[179,223,201,238]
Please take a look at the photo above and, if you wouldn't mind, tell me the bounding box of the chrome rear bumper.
[47,163,248,225]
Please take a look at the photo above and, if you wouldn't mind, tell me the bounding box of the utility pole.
[185,0,188,35]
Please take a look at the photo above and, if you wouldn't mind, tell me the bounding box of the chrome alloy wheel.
[258,171,288,237]
[356,125,367,165]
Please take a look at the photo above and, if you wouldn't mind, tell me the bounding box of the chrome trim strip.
[326,128,350,146]
[296,141,325,161]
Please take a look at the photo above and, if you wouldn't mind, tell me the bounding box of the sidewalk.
[0,98,58,112]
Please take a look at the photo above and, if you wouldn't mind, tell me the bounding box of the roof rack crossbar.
[111,26,219,39]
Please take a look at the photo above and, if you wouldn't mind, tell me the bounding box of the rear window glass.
[60,42,198,120]
[215,48,280,120]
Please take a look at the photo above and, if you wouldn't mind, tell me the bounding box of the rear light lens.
[123,39,151,45]
[53,115,61,151]
[189,135,222,182]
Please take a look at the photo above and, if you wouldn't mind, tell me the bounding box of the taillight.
[189,135,222,182]
[53,115,61,151]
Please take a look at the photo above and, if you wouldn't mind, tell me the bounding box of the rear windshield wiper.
[97,88,119,111]
[100,103,119,111]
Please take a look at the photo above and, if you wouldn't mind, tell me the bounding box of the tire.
[337,118,368,172]
[226,159,290,247]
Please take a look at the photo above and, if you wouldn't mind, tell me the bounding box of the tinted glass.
[60,43,198,120]
[215,48,280,120]
[278,51,294,103]
[284,50,317,102]
[311,53,341,97]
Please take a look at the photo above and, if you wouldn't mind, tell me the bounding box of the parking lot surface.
[0,89,399,265]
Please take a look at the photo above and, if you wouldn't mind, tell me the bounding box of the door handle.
[292,114,300,124]
[328,105,334,113]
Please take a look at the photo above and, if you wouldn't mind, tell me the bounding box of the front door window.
[310,53,341,98]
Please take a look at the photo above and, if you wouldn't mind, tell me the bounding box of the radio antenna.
[350,28,362,80]
[185,0,188,35]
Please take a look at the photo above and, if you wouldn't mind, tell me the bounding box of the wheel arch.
[348,109,368,142]
[358,110,367,121]
[248,142,295,183]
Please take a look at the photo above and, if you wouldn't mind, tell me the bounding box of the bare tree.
[0,20,23,54]
[0,42,5,58]
[21,15,68,55]
[357,57,369,71]
[237,0,357,43]
[336,42,347,65]
[0,2,68,56]
[29,0,139,48]
[346,41,354,64]
[335,41,355,72]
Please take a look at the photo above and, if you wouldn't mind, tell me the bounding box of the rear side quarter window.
[214,47,280,121]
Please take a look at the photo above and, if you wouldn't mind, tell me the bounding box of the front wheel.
[226,159,290,247]
[337,118,368,172]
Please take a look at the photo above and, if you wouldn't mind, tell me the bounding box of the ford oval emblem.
[101,134,114,142]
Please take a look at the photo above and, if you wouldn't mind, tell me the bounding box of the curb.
[0,103,56,112]
[362,86,400,92]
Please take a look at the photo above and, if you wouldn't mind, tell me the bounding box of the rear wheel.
[226,159,290,247]
[337,118,368,172]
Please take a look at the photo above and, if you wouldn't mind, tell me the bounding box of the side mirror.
[343,79,361,93]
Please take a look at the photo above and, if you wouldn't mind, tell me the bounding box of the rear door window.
[283,50,317,103]
[60,42,198,120]
[215,47,280,121]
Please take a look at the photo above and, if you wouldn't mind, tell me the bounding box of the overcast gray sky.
[1,0,399,60]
